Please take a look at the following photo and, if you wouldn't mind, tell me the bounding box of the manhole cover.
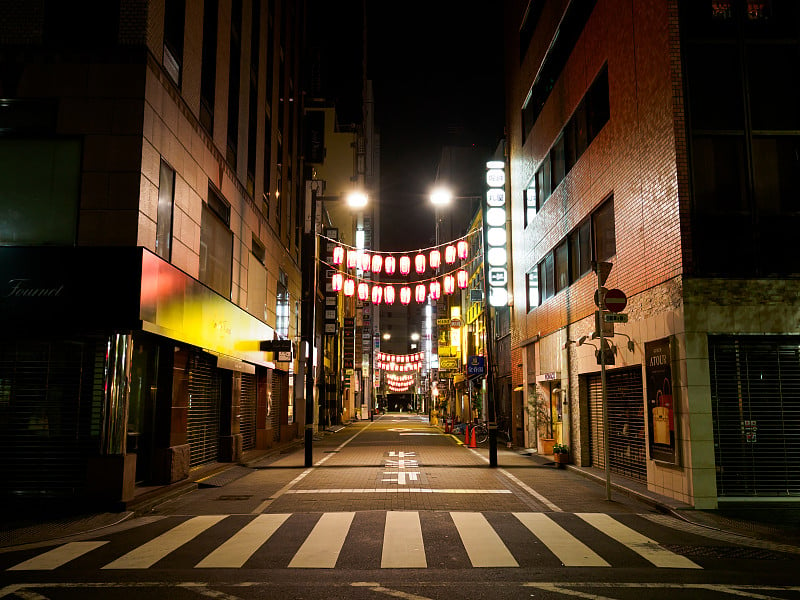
[663,544,789,560]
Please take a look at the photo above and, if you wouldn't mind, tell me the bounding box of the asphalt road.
[2,414,800,599]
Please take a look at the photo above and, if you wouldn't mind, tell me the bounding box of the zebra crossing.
[5,511,702,571]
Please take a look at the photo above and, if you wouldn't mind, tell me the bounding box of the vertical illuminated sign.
[485,161,508,307]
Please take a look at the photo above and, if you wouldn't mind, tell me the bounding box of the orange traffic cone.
[469,426,477,448]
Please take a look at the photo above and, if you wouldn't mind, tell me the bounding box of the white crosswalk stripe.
[5,512,705,572]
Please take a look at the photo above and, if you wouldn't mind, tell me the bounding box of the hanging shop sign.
[485,160,508,307]
[645,337,679,465]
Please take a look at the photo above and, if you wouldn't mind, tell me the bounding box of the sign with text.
[645,337,678,465]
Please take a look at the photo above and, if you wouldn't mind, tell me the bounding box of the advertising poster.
[645,337,678,464]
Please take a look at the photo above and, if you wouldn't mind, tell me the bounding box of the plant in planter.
[526,386,554,454]
[552,443,570,468]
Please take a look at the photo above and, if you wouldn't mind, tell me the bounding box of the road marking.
[576,513,701,569]
[381,512,426,568]
[450,512,518,567]
[7,541,108,571]
[382,471,420,484]
[513,513,609,567]
[288,512,354,568]
[195,514,289,568]
[103,515,225,569]
[283,488,512,494]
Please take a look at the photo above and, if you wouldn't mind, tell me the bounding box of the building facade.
[0,0,308,506]
[506,0,800,508]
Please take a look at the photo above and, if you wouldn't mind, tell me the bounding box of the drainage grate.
[663,544,790,560]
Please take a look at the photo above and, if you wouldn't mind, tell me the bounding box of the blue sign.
[467,355,486,376]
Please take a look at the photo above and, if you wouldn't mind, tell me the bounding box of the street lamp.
[302,181,368,466]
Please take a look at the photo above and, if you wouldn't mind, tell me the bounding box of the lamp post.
[302,181,367,467]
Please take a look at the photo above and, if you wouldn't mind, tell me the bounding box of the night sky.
[308,2,506,253]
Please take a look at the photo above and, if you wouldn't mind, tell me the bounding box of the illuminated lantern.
[457,240,469,260]
[347,250,358,269]
[333,246,345,265]
[384,256,396,275]
[400,286,412,305]
[384,285,396,305]
[343,279,355,296]
[429,249,441,270]
[415,254,426,274]
[371,285,383,304]
[443,275,455,295]
[360,253,371,272]
[399,256,411,276]
[332,273,344,291]
[358,282,369,301]
[371,254,383,273]
[429,281,441,300]
[415,284,426,303]
[445,245,457,264]
[457,269,469,289]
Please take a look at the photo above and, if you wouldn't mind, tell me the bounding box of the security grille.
[0,339,104,498]
[270,370,283,442]
[710,336,800,497]
[240,373,257,450]
[588,368,647,482]
[187,352,221,467]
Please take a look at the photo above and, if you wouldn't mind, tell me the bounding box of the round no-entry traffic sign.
[603,288,627,313]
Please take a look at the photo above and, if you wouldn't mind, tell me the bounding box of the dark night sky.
[308,2,506,252]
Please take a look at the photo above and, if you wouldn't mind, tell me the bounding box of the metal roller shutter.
[270,371,283,442]
[187,352,221,467]
[710,336,800,497]
[588,368,646,482]
[240,373,257,450]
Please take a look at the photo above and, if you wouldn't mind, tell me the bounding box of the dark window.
[747,44,800,131]
[554,240,569,293]
[251,235,266,265]
[164,0,185,86]
[524,181,537,226]
[592,198,616,261]
[263,113,272,217]
[692,136,748,213]
[200,0,218,133]
[227,0,243,168]
[587,68,610,141]
[43,0,119,48]
[752,135,800,215]
[551,134,566,191]
[536,154,551,208]
[519,1,544,61]
[539,253,555,302]
[686,44,744,131]
[156,160,175,261]
[569,220,592,282]
[246,83,258,196]
[200,185,233,298]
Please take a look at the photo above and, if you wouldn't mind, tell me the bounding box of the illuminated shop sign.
[485,160,508,307]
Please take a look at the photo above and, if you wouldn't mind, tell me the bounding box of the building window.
[199,184,232,298]
[276,270,289,337]
[200,0,218,133]
[227,0,243,168]
[526,269,539,312]
[523,180,537,226]
[569,220,592,283]
[163,0,185,86]
[156,160,175,261]
[538,253,555,303]
[554,240,569,293]
[592,197,616,262]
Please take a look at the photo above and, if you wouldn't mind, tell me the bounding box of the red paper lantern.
[445,245,457,264]
[332,246,345,265]
[384,285,395,305]
[457,240,469,260]
[358,282,369,301]
[415,284,426,303]
[399,256,411,276]
[429,281,441,300]
[347,250,358,269]
[384,256,396,275]
[371,254,383,273]
[332,273,343,291]
[360,253,371,272]
[429,249,441,270]
[343,279,355,296]
[400,286,412,305]
[443,275,455,295]
[457,269,469,289]
[415,254,426,274]
[371,285,383,304]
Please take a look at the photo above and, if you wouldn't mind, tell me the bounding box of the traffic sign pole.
[592,261,612,502]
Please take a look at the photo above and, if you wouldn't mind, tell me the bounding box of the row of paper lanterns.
[332,270,469,304]
[377,352,424,363]
[376,360,422,372]
[386,375,415,385]
[388,384,412,392]
[332,241,469,275]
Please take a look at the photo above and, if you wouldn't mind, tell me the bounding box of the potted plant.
[552,443,570,468]
[526,386,555,454]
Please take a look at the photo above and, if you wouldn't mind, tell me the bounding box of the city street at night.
[2,414,800,599]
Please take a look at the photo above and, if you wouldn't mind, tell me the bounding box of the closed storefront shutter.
[710,336,800,497]
[270,370,283,442]
[187,352,221,467]
[588,368,646,482]
[240,372,257,451]
[0,340,104,499]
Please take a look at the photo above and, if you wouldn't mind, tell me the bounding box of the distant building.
[0,0,307,506]
[506,0,800,507]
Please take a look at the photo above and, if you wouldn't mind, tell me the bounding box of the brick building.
[506,0,800,507]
